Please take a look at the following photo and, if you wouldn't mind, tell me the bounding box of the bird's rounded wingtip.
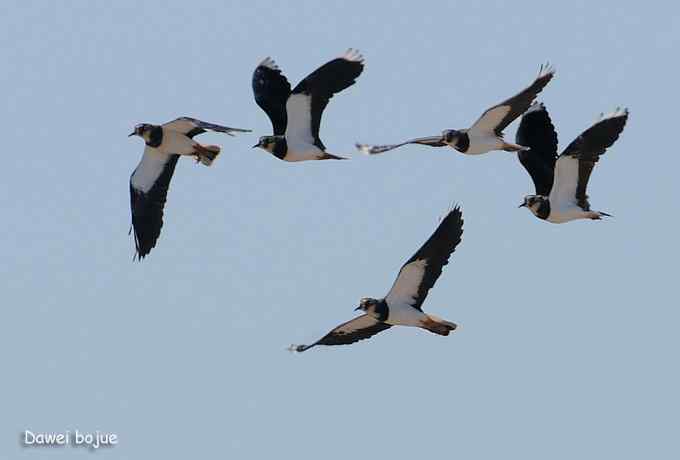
[527,101,546,113]
[538,62,556,78]
[598,107,629,122]
[342,48,364,64]
[288,344,308,353]
[258,56,280,70]
[355,143,374,155]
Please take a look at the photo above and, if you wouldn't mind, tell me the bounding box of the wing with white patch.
[252,57,291,135]
[552,107,629,210]
[162,117,250,138]
[288,49,364,150]
[355,136,446,155]
[129,146,180,260]
[516,102,559,196]
[385,206,464,311]
[290,315,392,352]
[469,63,555,137]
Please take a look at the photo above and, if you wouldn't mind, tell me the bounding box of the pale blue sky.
[1,1,678,459]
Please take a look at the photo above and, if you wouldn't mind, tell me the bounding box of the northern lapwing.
[128,117,250,260]
[290,206,464,352]
[516,103,629,223]
[252,49,364,161]
[356,63,555,156]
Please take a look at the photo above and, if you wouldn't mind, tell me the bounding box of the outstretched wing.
[550,108,629,210]
[469,63,555,137]
[355,136,446,155]
[516,102,559,196]
[129,146,180,260]
[287,49,364,150]
[162,117,251,138]
[252,57,291,135]
[290,315,392,352]
[385,206,464,311]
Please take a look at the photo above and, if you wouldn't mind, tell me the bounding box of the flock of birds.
[128,49,629,352]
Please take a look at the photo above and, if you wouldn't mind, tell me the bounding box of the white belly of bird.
[386,302,428,327]
[284,139,325,162]
[159,131,197,156]
[547,204,590,223]
[461,133,503,155]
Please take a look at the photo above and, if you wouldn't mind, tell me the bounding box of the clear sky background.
[1,1,678,459]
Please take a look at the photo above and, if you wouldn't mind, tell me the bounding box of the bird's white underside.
[284,93,326,160]
[131,146,172,193]
[335,314,381,334]
[385,260,429,326]
[546,156,593,223]
[285,94,314,144]
[469,105,512,137]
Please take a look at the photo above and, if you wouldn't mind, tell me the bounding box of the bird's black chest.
[536,200,551,220]
[145,126,164,148]
[374,299,389,322]
[454,132,470,153]
[273,138,288,160]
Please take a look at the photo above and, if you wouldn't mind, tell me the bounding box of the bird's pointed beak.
[128,131,135,137]
[354,306,362,311]
[518,202,527,208]
[252,143,259,149]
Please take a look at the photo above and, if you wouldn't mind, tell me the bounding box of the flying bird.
[356,63,555,156]
[516,103,629,223]
[252,49,364,161]
[290,206,464,352]
[128,117,250,260]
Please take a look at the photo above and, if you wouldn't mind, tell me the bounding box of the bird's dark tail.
[421,314,457,336]
[194,144,221,166]
[320,152,348,160]
[590,211,612,220]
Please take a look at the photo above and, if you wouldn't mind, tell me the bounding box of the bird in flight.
[516,103,629,223]
[252,49,364,161]
[356,63,555,156]
[290,206,464,352]
[128,117,250,260]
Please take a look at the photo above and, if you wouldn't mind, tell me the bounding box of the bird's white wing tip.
[355,143,376,155]
[538,62,556,78]
[526,101,546,113]
[598,107,629,122]
[342,48,364,63]
[439,203,462,222]
[259,56,279,70]
[287,344,307,353]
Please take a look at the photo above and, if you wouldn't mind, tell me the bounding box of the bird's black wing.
[516,102,559,196]
[290,315,392,352]
[129,147,180,260]
[551,108,628,210]
[385,206,464,311]
[470,63,555,137]
[252,57,291,135]
[287,49,364,150]
[355,136,446,155]
[163,117,250,138]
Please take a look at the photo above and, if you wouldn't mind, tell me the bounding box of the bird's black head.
[253,135,287,159]
[442,129,461,145]
[355,297,379,313]
[519,195,549,218]
[129,123,153,138]
[253,135,281,152]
